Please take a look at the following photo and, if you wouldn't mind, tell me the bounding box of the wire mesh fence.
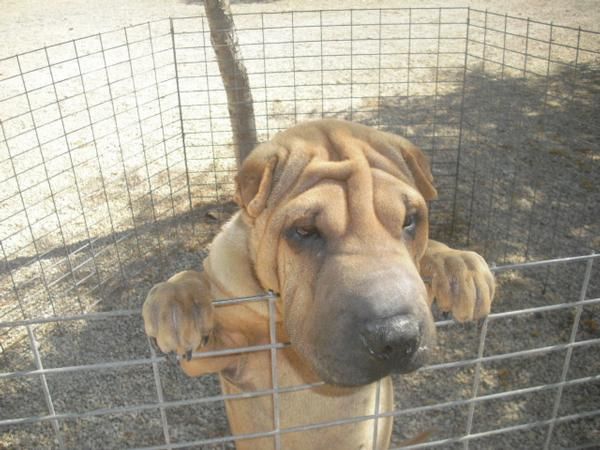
[0,7,598,449]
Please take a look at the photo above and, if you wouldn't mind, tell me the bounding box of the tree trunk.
[203,0,257,166]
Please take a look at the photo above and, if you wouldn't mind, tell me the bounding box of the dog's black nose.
[360,314,421,362]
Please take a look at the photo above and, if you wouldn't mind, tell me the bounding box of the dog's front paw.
[420,241,495,322]
[142,271,214,360]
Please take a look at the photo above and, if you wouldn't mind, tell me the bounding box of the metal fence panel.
[1,7,598,450]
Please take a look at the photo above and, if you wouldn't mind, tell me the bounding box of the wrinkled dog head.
[235,119,437,386]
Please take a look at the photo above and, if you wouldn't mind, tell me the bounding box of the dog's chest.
[219,349,394,449]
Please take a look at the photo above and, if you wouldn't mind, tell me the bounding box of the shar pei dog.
[143,119,495,449]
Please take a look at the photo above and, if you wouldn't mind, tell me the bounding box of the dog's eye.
[294,226,319,239]
[403,213,417,233]
[285,224,322,247]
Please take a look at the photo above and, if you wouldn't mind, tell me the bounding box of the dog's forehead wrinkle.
[289,159,356,199]
[267,128,420,217]
[267,147,311,209]
[363,141,414,184]
[285,206,319,226]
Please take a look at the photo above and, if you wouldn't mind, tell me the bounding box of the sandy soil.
[1,0,600,60]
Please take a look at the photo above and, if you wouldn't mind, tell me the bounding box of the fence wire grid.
[0,7,599,450]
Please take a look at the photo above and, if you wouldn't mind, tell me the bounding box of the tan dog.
[143,119,494,449]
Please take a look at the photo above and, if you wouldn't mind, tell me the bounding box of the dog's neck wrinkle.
[204,212,263,299]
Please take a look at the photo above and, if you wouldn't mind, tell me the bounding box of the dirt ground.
[1,0,600,60]
[0,1,599,450]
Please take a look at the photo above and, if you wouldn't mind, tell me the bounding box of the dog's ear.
[398,143,438,201]
[234,153,278,218]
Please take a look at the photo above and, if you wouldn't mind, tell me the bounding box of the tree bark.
[203,0,257,166]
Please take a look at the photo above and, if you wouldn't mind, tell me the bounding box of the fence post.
[203,0,257,166]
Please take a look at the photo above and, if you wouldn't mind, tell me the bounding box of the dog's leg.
[143,270,246,377]
[420,240,495,322]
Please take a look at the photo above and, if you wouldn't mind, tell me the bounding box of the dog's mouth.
[388,344,430,374]
[307,337,433,387]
